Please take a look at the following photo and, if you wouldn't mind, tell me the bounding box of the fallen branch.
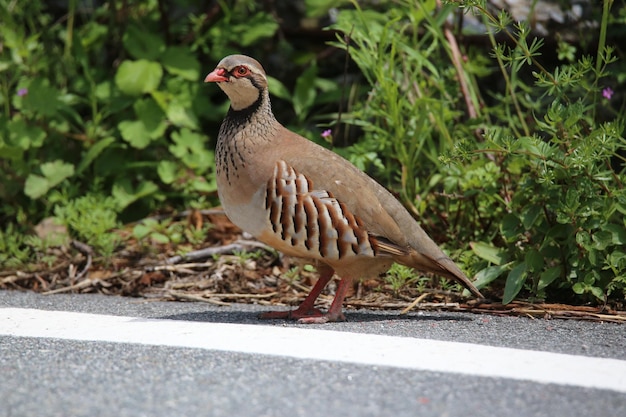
[201,292,278,299]
[400,293,430,314]
[347,300,461,310]
[150,262,213,273]
[70,240,93,280]
[168,290,230,306]
[1,271,36,285]
[164,240,273,264]
[42,268,136,295]
[43,278,99,295]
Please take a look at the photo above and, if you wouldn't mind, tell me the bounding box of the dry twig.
[168,290,230,306]
[70,240,93,280]
[164,240,273,264]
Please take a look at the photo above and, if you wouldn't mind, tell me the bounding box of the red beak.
[204,68,229,83]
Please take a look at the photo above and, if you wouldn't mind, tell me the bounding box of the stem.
[484,21,530,137]
[595,0,613,77]
[65,0,76,58]
[593,0,613,119]
[471,2,556,85]
[1,79,9,118]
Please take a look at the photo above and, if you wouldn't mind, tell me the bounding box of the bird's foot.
[258,307,324,321]
[297,312,346,324]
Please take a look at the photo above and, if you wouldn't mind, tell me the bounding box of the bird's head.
[205,55,268,111]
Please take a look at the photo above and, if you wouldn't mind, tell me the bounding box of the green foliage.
[330,0,469,206]
[132,217,211,250]
[54,194,120,259]
[330,0,626,304]
[447,1,626,304]
[0,0,276,267]
[1,0,625,307]
[385,264,428,294]
[0,224,36,268]
[0,0,221,226]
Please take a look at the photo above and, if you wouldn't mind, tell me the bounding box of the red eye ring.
[234,66,249,77]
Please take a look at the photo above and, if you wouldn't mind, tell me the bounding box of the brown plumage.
[205,55,483,323]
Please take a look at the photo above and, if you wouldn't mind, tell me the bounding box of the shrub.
[330,0,626,303]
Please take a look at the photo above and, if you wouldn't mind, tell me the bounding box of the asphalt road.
[1,290,625,417]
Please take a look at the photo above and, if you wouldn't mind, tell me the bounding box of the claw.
[297,312,346,324]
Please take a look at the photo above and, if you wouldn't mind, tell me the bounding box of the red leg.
[297,277,351,324]
[259,267,334,320]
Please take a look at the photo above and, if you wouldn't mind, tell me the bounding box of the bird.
[204,54,484,323]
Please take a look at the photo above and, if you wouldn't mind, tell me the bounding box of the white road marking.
[2,308,625,393]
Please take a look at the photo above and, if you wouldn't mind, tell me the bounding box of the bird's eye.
[234,66,249,77]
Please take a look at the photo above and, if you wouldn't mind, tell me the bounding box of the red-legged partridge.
[205,55,484,323]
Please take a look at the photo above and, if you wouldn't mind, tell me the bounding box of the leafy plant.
[331,0,459,205]
[0,224,36,268]
[385,264,427,294]
[132,217,212,249]
[0,0,280,265]
[54,194,121,259]
[329,0,626,304]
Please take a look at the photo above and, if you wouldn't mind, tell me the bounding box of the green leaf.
[470,241,508,265]
[170,127,201,150]
[592,231,613,251]
[516,136,554,159]
[134,98,167,138]
[191,178,216,193]
[500,213,521,241]
[237,13,279,46]
[293,63,318,120]
[521,205,542,230]
[602,223,626,245]
[267,76,292,101]
[590,285,604,300]
[118,120,152,149]
[40,160,75,187]
[157,160,178,184]
[24,175,50,199]
[150,232,170,244]
[79,22,108,49]
[166,101,198,129]
[472,264,510,288]
[94,80,113,101]
[161,47,200,80]
[609,250,626,270]
[537,266,562,290]
[572,282,585,295]
[132,223,152,240]
[76,137,116,174]
[24,160,75,199]
[112,179,159,210]
[21,79,63,117]
[169,128,213,170]
[115,60,163,96]
[7,118,46,149]
[524,249,544,272]
[123,25,165,60]
[502,263,527,304]
[305,0,350,17]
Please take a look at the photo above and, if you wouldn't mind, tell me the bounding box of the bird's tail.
[395,251,484,299]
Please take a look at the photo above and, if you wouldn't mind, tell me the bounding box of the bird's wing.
[263,157,409,260]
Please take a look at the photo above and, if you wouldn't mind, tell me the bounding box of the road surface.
[1,290,624,417]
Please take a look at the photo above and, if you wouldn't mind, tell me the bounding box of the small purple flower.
[321,129,332,139]
[602,87,613,100]
[17,88,28,97]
